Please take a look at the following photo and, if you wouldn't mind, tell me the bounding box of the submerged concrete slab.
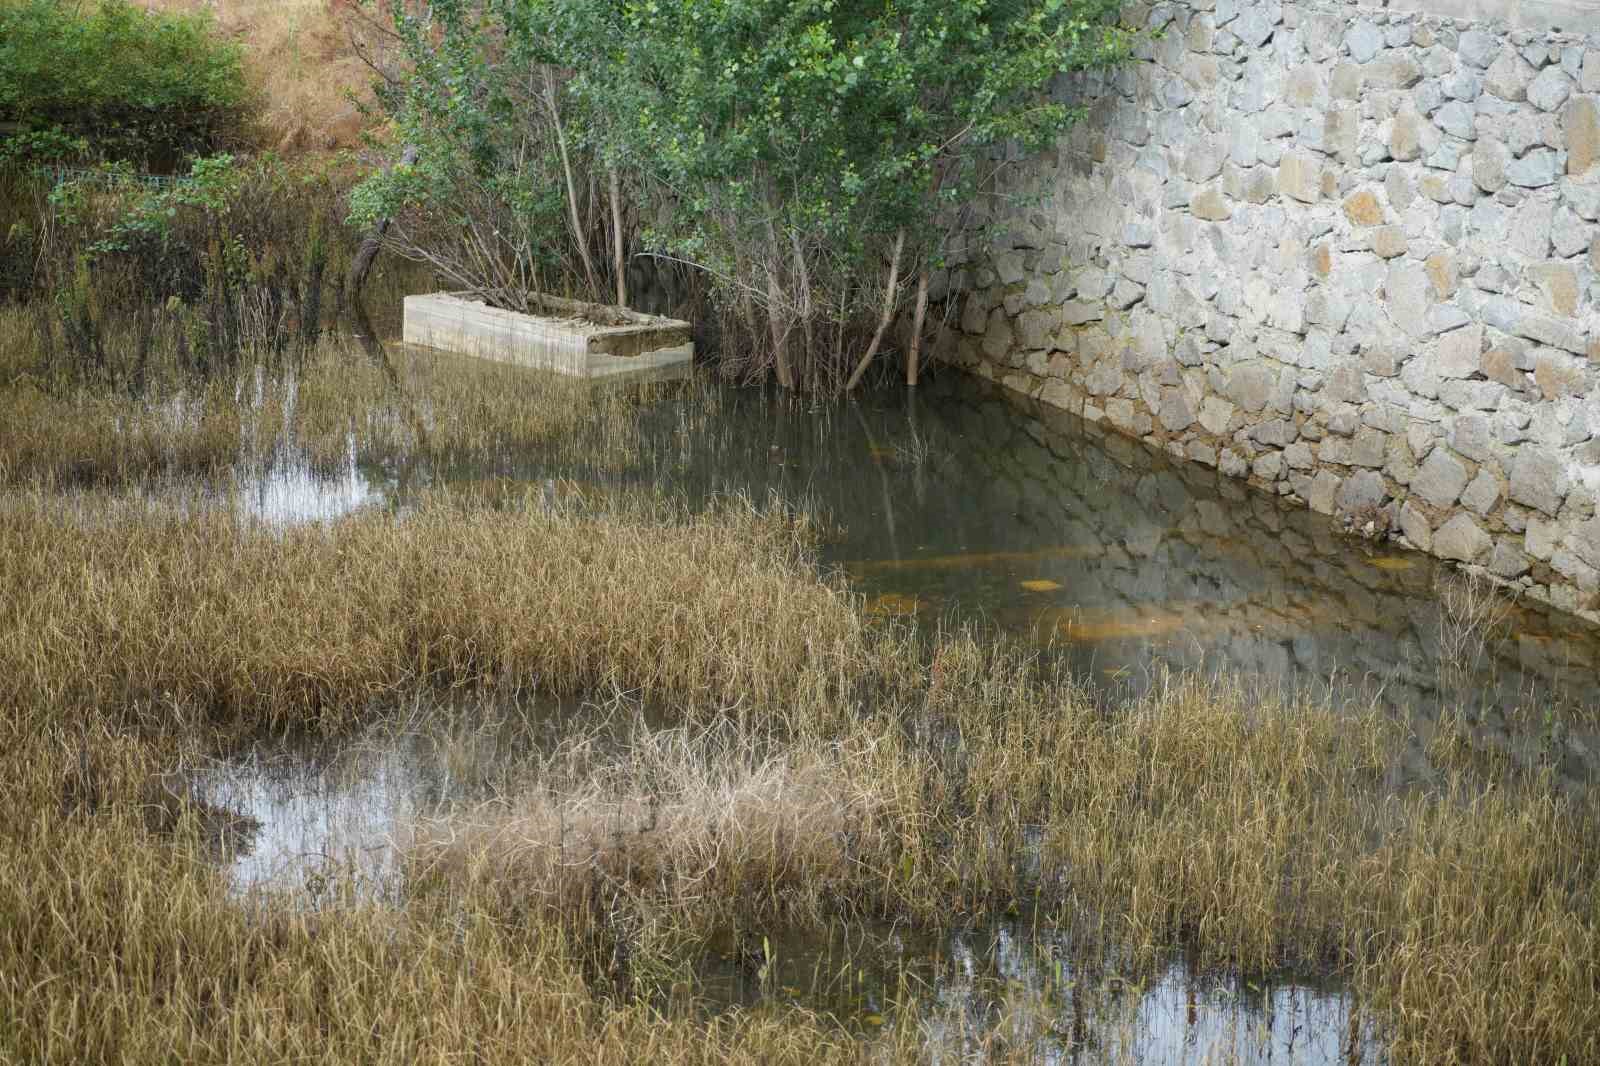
[402,292,694,380]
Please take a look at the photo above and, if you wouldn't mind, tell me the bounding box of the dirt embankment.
[141,0,385,155]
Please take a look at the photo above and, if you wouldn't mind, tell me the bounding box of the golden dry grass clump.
[0,489,862,732]
[409,725,889,972]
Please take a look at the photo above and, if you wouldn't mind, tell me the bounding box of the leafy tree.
[358,0,1130,390]
[0,0,249,169]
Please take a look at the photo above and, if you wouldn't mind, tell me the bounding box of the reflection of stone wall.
[935,0,1600,622]
[929,383,1599,784]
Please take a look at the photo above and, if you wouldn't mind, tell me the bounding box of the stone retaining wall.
[935,0,1600,621]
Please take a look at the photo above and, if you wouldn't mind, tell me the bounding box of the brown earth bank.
[141,0,379,154]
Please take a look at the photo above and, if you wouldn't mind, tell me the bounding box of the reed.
[0,489,861,733]
[0,320,649,486]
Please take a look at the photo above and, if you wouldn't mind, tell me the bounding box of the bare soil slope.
[143,0,379,153]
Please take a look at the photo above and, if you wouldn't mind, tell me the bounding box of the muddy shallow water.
[191,356,1600,1062]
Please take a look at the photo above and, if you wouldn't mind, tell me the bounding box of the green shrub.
[359,0,1131,390]
[0,0,249,169]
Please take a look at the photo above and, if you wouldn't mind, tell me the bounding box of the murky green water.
[189,351,1600,1063]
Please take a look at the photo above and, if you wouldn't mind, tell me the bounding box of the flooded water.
[190,353,1600,1062]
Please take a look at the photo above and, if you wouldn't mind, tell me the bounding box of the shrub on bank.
[0,0,249,169]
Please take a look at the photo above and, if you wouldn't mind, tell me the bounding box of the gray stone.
[1527,516,1562,560]
[1451,414,1495,462]
[1434,514,1491,562]
[1435,101,1477,140]
[1399,501,1433,550]
[1252,418,1299,447]
[1488,539,1531,579]
[1229,364,1276,412]
[1506,149,1560,188]
[1485,50,1535,102]
[1527,67,1574,113]
[1516,312,1586,356]
[1436,325,1483,379]
[1473,138,1510,192]
[1413,448,1471,508]
[1253,451,1285,481]
[1111,277,1146,309]
[1509,448,1570,517]
[1306,470,1342,515]
[1370,53,1423,90]
[1346,21,1383,64]
[1570,518,1600,570]
[1461,469,1503,515]
[1199,395,1236,435]
[1458,30,1500,70]
[981,309,1014,361]
[1337,470,1388,514]
[1159,389,1196,432]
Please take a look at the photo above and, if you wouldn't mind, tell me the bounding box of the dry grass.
[0,489,862,733]
[141,0,375,153]
[0,311,649,486]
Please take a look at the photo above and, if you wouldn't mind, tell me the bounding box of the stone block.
[1451,413,1495,462]
[1307,470,1342,515]
[1278,151,1323,203]
[1516,312,1587,356]
[1192,187,1234,220]
[1252,418,1299,447]
[1343,188,1385,226]
[1461,468,1503,514]
[1458,30,1499,70]
[1473,138,1510,192]
[1369,53,1423,90]
[1436,325,1483,379]
[1506,149,1561,188]
[981,308,1015,361]
[1435,514,1491,562]
[1159,388,1196,432]
[1413,447,1471,508]
[1485,50,1535,102]
[1373,226,1410,259]
[1399,501,1433,549]
[1509,447,1571,516]
[1435,100,1478,141]
[1337,470,1387,514]
[1346,21,1383,64]
[1198,395,1236,435]
[1564,96,1600,177]
[1528,67,1575,112]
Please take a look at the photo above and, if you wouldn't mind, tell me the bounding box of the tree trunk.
[347,144,418,298]
[764,218,793,389]
[906,268,929,387]
[844,229,905,393]
[608,168,627,307]
[544,69,600,298]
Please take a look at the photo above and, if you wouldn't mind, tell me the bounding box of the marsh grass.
[1,333,1598,1061]
[0,312,652,486]
[0,488,862,734]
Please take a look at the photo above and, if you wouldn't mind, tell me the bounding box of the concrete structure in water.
[403,292,694,383]
[934,0,1600,622]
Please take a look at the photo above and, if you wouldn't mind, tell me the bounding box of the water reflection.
[248,366,1592,785]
